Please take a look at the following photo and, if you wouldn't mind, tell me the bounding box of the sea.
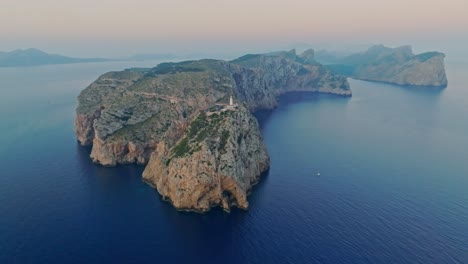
[0,59,467,263]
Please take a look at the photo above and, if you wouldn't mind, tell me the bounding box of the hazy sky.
[1,0,467,57]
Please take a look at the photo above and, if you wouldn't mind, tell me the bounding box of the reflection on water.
[254,92,352,130]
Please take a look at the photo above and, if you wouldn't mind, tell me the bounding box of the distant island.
[315,45,448,87]
[75,49,351,212]
[0,48,110,67]
[0,48,214,67]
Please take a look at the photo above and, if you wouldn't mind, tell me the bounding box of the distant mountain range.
[0,48,112,67]
[0,48,189,67]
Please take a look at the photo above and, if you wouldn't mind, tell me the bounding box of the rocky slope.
[230,49,351,110]
[75,50,351,211]
[322,45,448,87]
[142,106,269,212]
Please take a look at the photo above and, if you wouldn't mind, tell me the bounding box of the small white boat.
[317,173,321,176]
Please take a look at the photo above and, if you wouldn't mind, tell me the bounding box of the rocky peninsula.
[321,45,448,87]
[75,49,351,212]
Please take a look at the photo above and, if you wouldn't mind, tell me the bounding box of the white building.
[227,95,238,110]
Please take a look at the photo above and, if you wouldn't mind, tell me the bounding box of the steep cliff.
[230,49,350,111]
[321,45,448,87]
[142,106,269,212]
[75,50,351,211]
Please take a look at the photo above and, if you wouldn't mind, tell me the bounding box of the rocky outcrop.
[75,109,101,146]
[320,45,448,87]
[89,138,156,166]
[75,50,351,211]
[354,51,447,87]
[142,106,269,212]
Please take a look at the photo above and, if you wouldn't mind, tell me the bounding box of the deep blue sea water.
[0,60,467,263]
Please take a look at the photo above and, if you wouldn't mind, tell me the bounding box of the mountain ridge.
[0,48,110,67]
[315,45,448,87]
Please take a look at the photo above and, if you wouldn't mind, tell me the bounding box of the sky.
[1,0,467,58]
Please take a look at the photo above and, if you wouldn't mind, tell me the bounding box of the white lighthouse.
[226,95,237,110]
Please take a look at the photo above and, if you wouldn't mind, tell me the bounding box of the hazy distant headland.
[0,48,184,67]
[0,48,112,67]
[315,45,448,88]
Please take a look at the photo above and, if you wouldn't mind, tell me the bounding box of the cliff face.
[354,52,447,87]
[75,50,351,211]
[321,45,448,88]
[142,106,269,212]
[75,109,101,146]
[229,50,351,111]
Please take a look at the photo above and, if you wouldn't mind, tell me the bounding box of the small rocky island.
[75,49,351,212]
[321,45,448,87]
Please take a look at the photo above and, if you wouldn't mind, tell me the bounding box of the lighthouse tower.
[227,94,237,110]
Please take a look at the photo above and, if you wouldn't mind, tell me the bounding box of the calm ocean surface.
[0,60,467,263]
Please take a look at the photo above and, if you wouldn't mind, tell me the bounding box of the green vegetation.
[237,133,243,145]
[207,105,219,112]
[188,112,208,138]
[169,110,233,159]
[76,69,146,114]
[109,101,179,142]
[125,67,151,73]
[231,51,299,68]
[127,65,231,97]
[220,130,230,151]
[172,137,190,158]
[150,62,206,75]
[195,129,208,143]
[101,69,146,81]
[149,60,226,75]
